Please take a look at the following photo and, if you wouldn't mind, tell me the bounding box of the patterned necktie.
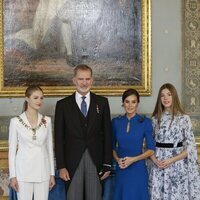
[81,96,87,117]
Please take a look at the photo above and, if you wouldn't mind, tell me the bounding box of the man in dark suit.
[54,64,112,200]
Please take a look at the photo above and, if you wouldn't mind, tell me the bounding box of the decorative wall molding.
[0,1,200,199]
[182,0,200,136]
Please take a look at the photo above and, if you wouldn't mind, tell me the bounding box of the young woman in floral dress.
[149,83,200,200]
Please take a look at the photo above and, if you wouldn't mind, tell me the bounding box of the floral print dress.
[148,112,200,200]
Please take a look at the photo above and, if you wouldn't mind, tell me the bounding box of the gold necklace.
[17,115,46,140]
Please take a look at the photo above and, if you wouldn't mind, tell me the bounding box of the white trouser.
[17,180,49,200]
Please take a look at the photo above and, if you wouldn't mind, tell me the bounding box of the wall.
[0,0,182,117]
[1,1,200,199]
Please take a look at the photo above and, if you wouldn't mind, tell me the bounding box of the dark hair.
[74,64,93,77]
[122,88,140,103]
[152,83,185,128]
[22,85,43,112]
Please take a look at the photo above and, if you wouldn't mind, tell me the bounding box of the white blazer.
[9,112,55,182]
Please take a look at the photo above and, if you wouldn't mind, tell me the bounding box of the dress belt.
[156,142,183,148]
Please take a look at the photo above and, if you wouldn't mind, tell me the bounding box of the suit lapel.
[87,93,97,135]
[68,93,84,136]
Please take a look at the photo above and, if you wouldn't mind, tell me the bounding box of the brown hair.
[152,83,185,128]
[122,88,140,103]
[74,64,93,77]
[22,85,43,112]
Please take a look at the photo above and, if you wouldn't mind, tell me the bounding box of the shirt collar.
[75,91,90,100]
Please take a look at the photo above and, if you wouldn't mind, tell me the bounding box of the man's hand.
[99,171,110,180]
[59,168,70,181]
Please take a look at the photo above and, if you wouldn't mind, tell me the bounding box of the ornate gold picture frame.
[0,0,151,97]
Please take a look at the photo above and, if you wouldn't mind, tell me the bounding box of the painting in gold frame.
[0,0,151,97]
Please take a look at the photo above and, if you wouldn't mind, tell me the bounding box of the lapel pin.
[96,105,99,114]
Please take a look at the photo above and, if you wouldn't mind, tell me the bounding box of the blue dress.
[112,114,155,200]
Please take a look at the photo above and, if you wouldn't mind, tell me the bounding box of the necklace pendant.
[32,135,37,140]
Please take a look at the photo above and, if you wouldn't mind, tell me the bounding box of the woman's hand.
[151,156,174,169]
[118,157,137,169]
[152,157,162,168]
[157,150,187,169]
[10,177,19,192]
[158,158,174,169]
[49,175,55,191]
[150,155,163,168]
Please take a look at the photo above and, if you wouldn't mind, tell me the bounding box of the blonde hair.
[22,85,43,112]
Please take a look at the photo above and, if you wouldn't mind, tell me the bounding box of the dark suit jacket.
[54,92,112,183]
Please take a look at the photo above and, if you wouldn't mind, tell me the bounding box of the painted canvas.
[0,0,151,96]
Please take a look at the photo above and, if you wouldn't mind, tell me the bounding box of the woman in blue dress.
[112,89,155,200]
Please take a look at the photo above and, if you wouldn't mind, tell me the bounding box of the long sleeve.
[54,101,65,169]
[112,118,117,151]
[183,115,198,160]
[8,118,18,179]
[47,117,55,176]
[182,115,200,199]
[144,118,155,151]
[102,98,112,167]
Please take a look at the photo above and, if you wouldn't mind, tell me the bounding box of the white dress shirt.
[75,91,90,113]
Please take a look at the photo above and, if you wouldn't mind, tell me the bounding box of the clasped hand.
[153,158,174,169]
[117,157,136,169]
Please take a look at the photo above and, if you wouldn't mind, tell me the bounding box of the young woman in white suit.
[9,85,55,200]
